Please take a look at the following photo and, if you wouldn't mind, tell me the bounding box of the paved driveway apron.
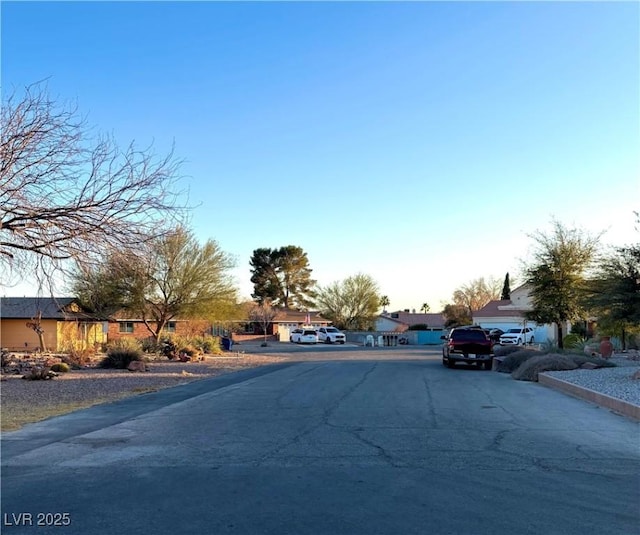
[2,352,639,535]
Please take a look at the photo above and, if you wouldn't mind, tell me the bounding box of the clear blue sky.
[2,1,639,311]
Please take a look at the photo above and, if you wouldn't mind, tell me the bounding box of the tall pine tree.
[249,245,316,309]
[501,273,511,300]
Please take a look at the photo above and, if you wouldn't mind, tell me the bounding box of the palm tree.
[380,295,390,313]
[421,302,430,313]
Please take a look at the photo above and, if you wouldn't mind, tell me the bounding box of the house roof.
[473,299,527,318]
[380,311,446,328]
[0,297,84,320]
[272,309,329,324]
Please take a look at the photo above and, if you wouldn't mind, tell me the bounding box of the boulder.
[580,361,600,370]
[127,361,148,372]
[631,370,640,381]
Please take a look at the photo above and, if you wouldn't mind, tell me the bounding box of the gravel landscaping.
[542,354,640,406]
[0,354,285,431]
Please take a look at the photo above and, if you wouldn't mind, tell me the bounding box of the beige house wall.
[0,318,58,352]
[1,319,106,352]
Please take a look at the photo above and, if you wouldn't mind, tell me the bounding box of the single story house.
[472,284,566,344]
[108,307,331,344]
[376,310,446,332]
[374,310,447,345]
[233,309,331,343]
[0,297,106,352]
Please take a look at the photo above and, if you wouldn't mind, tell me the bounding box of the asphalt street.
[2,348,639,535]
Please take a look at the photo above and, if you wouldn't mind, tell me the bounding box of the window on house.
[167,321,176,333]
[119,322,134,333]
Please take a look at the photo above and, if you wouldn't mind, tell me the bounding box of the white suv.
[499,327,535,345]
[290,329,318,344]
[317,327,346,344]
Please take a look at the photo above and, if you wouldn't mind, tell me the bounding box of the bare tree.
[249,301,278,346]
[452,276,502,313]
[1,82,187,292]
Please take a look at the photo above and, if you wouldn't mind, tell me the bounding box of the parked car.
[290,328,318,344]
[441,326,494,370]
[317,327,346,344]
[499,327,535,345]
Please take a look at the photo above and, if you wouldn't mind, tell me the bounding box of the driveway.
[2,351,638,534]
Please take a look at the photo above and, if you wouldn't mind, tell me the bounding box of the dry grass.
[1,354,284,431]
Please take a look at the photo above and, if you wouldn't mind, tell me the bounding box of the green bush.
[495,349,542,373]
[562,333,584,349]
[101,338,143,369]
[192,336,221,355]
[50,362,71,373]
[408,324,429,331]
[511,354,578,382]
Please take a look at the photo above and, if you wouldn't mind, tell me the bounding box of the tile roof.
[0,297,79,319]
[382,311,446,328]
[473,300,528,318]
[272,309,329,323]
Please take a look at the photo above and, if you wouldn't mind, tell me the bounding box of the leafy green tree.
[72,227,238,342]
[584,244,640,349]
[452,276,501,313]
[523,220,599,349]
[316,273,381,330]
[249,245,316,308]
[442,303,472,328]
[501,273,511,300]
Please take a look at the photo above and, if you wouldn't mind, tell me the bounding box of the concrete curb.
[539,373,640,421]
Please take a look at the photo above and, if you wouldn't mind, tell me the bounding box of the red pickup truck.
[441,327,494,370]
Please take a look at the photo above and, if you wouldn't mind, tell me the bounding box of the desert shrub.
[539,339,559,353]
[495,349,542,373]
[62,348,94,369]
[192,335,222,355]
[178,345,198,357]
[50,362,70,373]
[141,337,161,354]
[22,367,57,380]
[493,345,522,357]
[101,338,143,369]
[562,333,584,349]
[511,354,578,382]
